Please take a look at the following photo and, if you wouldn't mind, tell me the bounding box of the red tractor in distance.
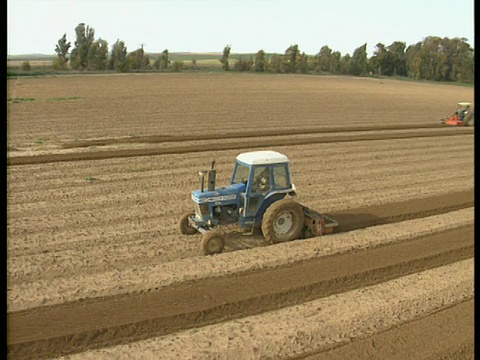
[441,102,474,126]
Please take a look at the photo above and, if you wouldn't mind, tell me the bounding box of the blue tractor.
[179,150,338,255]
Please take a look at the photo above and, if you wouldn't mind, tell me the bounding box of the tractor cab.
[232,151,297,228]
[455,102,471,120]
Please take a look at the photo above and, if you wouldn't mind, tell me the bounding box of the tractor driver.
[253,167,271,192]
[457,106,470,121]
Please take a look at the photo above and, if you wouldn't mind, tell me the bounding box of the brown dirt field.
[303,299,474,360]
[6,126,473,165]
[57,260,474,360]
[6,74,474,359]
[6,73,473,148]
[7,193,474,309]
[9,258,474,359]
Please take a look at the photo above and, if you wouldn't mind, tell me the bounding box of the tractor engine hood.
[192,182,246,204]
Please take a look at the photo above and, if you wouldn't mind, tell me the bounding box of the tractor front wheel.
[179,212,198,235]
[202,231,225,255]
[261,199,305,245]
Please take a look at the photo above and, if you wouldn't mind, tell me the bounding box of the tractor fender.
[264,188,296,201]
[254,193,287,227]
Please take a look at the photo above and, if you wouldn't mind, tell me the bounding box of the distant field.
[7,60,54,67]
[6,52,257,69]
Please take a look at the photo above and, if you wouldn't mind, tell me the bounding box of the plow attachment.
[302,206,339,238]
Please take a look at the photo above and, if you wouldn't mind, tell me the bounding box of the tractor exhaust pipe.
[199,171,206,192]
[207,160,216,191]
[199,160,216,192]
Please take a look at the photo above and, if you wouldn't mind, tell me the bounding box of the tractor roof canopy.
[236,150,289,165]
[458,102,472,107]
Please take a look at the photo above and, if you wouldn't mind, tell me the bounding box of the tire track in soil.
[7,193,474,359]
[7,127,473,166]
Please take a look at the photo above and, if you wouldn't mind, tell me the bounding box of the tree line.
[227,39,474,82]
[50,23,474,82]
[53,23,182,72]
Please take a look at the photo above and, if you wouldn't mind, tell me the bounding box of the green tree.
[369,43,387,75]
[405,37,473,82]
[154,49,170,71]
[264,55,274,72]
[369,43,397,76]
[54,33,71,69]
[387,41,407,76]
[109,40,128,72]
[126,45,149,71]
[70,23,95,70]
[339,53,351,74]
[220,45,231,71]
[254,50,266,72]
[20,61,31,71]
[283,44,300,73]
[405,42,422,79]
[315,45,332,73]
[349,43,368,76]
[427,37,441,80]
[87,38,108,70]
[455,38,474,82]
[269,53,283,73]
[435,37,456,81]
[234,56,253,72]
[172,60,184,72]
[329,51,341,74]
[298,52,309,73]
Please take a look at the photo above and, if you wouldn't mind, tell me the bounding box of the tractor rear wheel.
[261,199,304,244]
[179,212,198,235]
[202,231,225,255]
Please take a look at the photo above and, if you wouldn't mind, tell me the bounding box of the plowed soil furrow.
[298,299,474,360]
[7,128,473,165]
[8,132,471,178]
[8,146,471,196]
[324,189,474,232]
[60,123,446,148]
[54,260,473,360]
[314,184,475,214]
[7,190,473,284]
[7,150,473,225]
[7,148,472,207]
[8,74,473,149]
[7,159,471,212]
[7,134,471,198]
[7,225,473,359]
[6,167,472,235]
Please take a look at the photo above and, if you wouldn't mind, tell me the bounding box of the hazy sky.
[7,0,474,56]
